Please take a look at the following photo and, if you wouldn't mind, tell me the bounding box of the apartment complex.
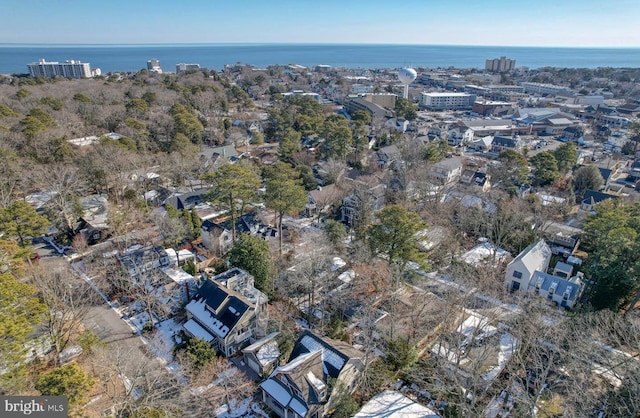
[147,59,162,73]
[485,56,516,72]
[27,58,93,78]
[520,82,573,96]
[420,92,476,110]
[176,63,200,74]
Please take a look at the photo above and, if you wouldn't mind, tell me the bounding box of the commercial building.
[343,96,392,119]
[176,63,200,74]
[520,82,573,96]
[362,93,397,110]
[419,92,476,110]
[27,59,93,78]
[485,56,516,72]
[147,59,162,73]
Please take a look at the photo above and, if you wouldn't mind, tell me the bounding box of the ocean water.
[1,44,640,74]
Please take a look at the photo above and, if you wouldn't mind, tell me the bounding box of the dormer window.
[549,282,558,297]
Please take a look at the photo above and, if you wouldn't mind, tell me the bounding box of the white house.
[529,271,584,309]
[504,240,552,292]
[429,156,464,185]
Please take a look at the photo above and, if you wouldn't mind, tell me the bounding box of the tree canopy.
[0,200,49,246]
[264,162,308,254]
[495,149,529,186]
[321,114,352,161]
[573,164,604,198]
[35,363,95,407]
[368,205,427,270]
[206,163,260,241]
[553,142,578,173]
[0,271,46,378]
[582,200,640,311]
[530,151,559,186]
[228,234,273,292]
[394,98,418,121]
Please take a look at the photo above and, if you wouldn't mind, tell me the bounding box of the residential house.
[242,332,281,378]
[384,117,409,133]
[446,127,465,146]
[540,222,582,255]
[117,245,170,279]
[490,135,522,153]
[341,180,386,228]
[306,184,344,219]
[580,190,619,212]
[529,270,584,309]
[429,156,464,185]
[210,144,239,161]
[504,239,552,292]
[74,194,110,245]
[470,135,493,152]
[563,126,584,140]
[201,212,277,256]
[183,268,267,357]
[353,390,440,418]
[260,330,365,418]
[376,144,401,170]
[165,188,211,211]
[459,170,491,192]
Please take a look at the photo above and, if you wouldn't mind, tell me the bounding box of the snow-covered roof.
[306,371,326,392]
[300,335,346,371]
[185,299,231,338]
[462,242,510,266]
[337,270,355,284]
[161,266,195,285]
[354,390,439,418]
[257,341,280,367]
[331,257,346,271]
[260,379,308,417]
[183,318,214,342]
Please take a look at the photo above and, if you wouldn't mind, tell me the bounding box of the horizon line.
[1,42,639,49]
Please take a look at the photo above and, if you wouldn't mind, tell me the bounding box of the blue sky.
[3,0,639,47]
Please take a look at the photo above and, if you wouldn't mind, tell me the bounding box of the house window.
[512,270,523,279]
[511,281,520,291]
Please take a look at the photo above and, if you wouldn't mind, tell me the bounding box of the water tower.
[398,67,417,99]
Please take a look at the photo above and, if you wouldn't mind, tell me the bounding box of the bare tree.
[29,262,98,362]
[89,340,202,417]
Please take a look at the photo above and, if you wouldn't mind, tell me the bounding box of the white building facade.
[28,59,93,78]
[420,92,476,110]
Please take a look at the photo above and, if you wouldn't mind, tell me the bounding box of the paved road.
[84,302,142,347]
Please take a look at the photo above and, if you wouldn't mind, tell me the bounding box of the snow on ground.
[481,332,517,381]
[215,397,269,418]
[150,318,183,374]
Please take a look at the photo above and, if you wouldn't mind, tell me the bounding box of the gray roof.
[530,271,581,302]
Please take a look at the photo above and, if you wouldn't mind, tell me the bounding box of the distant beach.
[2,44,640,74]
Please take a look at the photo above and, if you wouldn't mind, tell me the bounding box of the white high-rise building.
[27,59,92,78]
[147,59,162,73]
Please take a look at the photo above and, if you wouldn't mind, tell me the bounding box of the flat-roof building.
[27,58,93,79]
[176,63,200,74]
[420,92,476,110]
[485,56,516,72]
